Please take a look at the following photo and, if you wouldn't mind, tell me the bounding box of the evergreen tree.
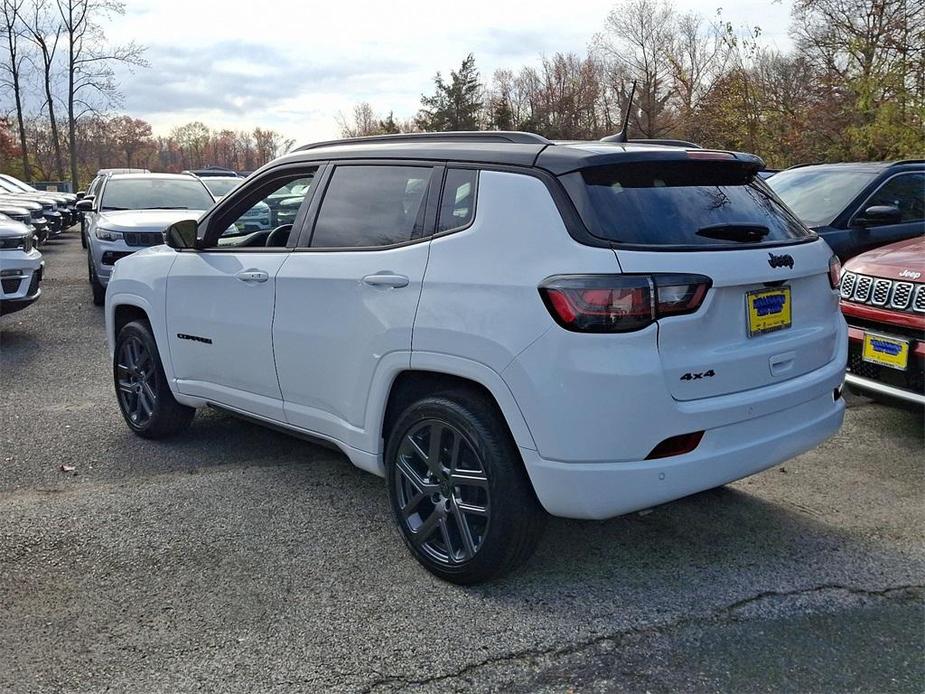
[417,54,483,131]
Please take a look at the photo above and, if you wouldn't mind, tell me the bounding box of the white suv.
[105,132,847,583]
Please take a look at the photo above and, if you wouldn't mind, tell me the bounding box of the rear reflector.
[645,431,704,460]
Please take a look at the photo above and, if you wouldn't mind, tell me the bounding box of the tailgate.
[616,240,841,400]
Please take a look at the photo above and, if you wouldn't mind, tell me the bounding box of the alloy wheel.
[393,420,490,565]
[116,336,157,426]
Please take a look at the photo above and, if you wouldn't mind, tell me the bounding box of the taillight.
[539,274,712,333]
[828,255,841,290]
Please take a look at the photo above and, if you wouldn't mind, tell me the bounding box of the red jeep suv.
[840,236,924,407]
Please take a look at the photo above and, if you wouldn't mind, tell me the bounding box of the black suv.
[767,160,924,261]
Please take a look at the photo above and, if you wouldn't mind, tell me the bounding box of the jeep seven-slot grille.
[123,232,163,247]
[840,272,924,314]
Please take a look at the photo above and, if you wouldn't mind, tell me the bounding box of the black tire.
[385,389,546,584]
[88,253,105,306]
[114,319,195,439]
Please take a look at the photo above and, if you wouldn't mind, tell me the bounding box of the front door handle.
[235,269,269,283]
[363,272,409,288]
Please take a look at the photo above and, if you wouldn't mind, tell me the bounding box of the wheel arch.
[376,354,538,458]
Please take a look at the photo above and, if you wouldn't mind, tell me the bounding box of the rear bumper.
[523,389,845,519]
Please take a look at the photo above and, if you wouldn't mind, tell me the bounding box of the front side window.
[217,174,315,247]
[865,173,924,223]
[101,177,214,212]
[311,165,433,248]
[438,168,478,232]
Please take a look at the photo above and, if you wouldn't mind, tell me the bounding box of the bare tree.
[337,102,379,137]
[666,12,728,141]
[23,0,65,178]
[0,0,30,178]
[594,0,677,137]
[57,0,146,189]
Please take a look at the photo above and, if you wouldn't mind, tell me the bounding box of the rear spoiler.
[537,148,766,176]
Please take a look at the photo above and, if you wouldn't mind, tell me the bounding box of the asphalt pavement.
[1,231,923,693]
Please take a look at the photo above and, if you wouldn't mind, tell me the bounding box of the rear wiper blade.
[696,224,770,243]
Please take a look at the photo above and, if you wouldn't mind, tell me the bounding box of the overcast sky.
[107,0,794,145]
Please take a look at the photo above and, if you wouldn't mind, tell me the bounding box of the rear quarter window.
[561,161,815,248]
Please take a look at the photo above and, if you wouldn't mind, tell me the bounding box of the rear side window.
[438,168,478,232]
[311,165,433,248]
[561,161,814,248]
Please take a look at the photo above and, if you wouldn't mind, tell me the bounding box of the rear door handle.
[363,272,409,288]
[235,269,269,283]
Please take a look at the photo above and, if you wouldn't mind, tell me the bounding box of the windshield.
[561,161,814,247]
[766,168,878,227]
[101,178,214,211]
[203,178,242,197]
[0,176,33,192]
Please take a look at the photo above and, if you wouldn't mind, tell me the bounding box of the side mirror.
[279,196,302,210]
[165,219,199,249]
[75,198,94,212]
[855,205,902,227]
[76,191,86,200]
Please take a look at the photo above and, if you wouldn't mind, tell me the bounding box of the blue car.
[767,160,924,261]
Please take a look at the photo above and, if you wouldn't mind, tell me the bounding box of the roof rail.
[295,131,553,151]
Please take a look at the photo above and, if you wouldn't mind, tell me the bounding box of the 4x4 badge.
[768,253,794,269]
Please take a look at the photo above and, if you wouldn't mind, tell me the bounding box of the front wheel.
[114,320,194,439]
[385,390,546,584]
[88,254,105,306]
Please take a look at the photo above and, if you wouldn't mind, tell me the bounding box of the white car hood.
[97,209,206,232]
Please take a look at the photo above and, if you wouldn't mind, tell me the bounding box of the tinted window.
[767,167,878,227]
[101,177,214,211]
[438,168,478,232]
[563,162,814,247]
[311,166,432,248]
[866,173,924,223]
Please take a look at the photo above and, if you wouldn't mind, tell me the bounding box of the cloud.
[117,41,414,121]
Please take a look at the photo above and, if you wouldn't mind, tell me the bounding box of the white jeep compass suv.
[105,132,847,584]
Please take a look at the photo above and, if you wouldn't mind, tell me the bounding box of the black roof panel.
[270,133,763,176]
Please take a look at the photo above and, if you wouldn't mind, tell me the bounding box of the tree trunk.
[42,63,64,179]
[67,25,78,191]
[3,23,30,179]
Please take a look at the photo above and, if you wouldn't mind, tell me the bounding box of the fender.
[404,351,538,452]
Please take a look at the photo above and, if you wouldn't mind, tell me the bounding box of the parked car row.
[0,173,80,245]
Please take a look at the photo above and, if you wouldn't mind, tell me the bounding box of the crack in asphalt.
[359,583,925,693]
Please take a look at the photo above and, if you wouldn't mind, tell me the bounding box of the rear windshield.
[766,167,878,227]
[561,162,814,248]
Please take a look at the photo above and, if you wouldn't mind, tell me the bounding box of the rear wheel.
[385,390,545,584]
[114,320,194,438]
